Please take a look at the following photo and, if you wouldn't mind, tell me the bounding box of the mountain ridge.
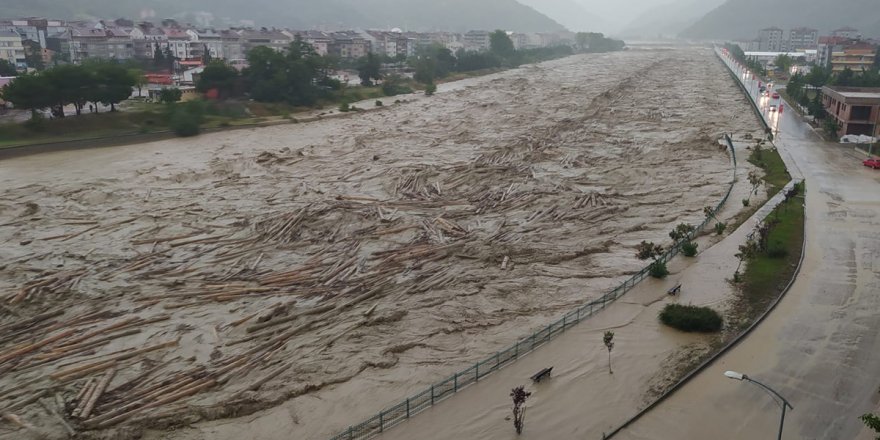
[2,0,566,33]
[682,0,880,39]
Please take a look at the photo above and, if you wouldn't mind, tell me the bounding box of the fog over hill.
[681,0,880,39]
[3,0,565,32]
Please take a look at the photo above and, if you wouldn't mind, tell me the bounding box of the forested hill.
[681,0,880,39]
[3,0,565,32]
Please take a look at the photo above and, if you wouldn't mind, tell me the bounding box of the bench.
[667,284,682,296]
[531,367,553,383]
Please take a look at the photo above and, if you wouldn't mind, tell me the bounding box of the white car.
[769,105,778,112]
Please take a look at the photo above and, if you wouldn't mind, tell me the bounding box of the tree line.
[384,30,625,89]
[1,61,145,118]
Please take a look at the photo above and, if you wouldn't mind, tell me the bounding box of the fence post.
[495,352,500,368]
[431,385,435,405]
[348,427,353,440]
[475,363,479,381]
[379,412,384,433]
[515,340,519,358]
[563,314,566,329]
[406,398,410,418]
[576,307,580,322]
[454,373,458,392]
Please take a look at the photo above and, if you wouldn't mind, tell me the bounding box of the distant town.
[0,17,578,71]
[733,26,878,73]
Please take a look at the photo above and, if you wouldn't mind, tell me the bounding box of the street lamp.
[724,371,793,440]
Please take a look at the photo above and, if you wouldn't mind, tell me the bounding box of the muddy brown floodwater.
[0,47,761,440]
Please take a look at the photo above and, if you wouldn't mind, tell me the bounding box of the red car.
[864,158,880,169]
[772,92,780,99]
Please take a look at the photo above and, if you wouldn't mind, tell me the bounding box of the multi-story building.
[822,86,880,137]
[0,18,66,49]
[186,29,225,60]
[219,30,245,61]
[758,27,785,52]
[830,43,877,72]
[295,30,332,56]
[69,24,134,62]
[329,31,371,59]
[0,31,25,69]
[237,29,293,53]
[831,27,860,39]
[463,30,491,52]
[787,27,818,51]
[162,28,193,60]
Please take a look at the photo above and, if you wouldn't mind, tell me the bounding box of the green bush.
[715,222,727,235]
[170,111,200,137]
[649,260,669,278]
[766,240,788,259]
[425,83,437,96]
[23,114,46,132]
[742,198,750,207]
[681,241,698,257]
[375,100,384,107]
[659,304,723,332]
[339,102,351,112]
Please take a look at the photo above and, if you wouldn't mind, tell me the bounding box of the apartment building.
[787,27,819,51]
[0,31,25,68]
[830,43,877,72]
[758,27,785,52]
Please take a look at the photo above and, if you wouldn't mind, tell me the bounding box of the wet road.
[619,54,880,440]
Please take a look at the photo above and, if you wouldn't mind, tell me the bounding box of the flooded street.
[618,88,880,440]
[0,47,762,440]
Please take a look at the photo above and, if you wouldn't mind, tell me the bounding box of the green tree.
[0,59,18,76]
[202,44,212,64]
[43,64,94,116]
[834,67,856,86]
[242,39,327,106]
[0,73,54,118]
[774,54,793,74]
[413,56,436,85]
[22,40,45,71]
[196,60,239,98]
[489,30,515,59]
[128,68,147,98]
[153,45,166,68]
[158,87,182,104]
[603,331,615,374]
[861,413,880,439]
[358,52,382,86]
[163,45,176,72]
[92,62,135,111]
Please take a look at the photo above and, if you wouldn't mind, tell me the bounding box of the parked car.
[864,158,880,169]
[772,92,780,99]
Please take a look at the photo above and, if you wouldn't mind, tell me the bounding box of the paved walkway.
[616,54,880,440]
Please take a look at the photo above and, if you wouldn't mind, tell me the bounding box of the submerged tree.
[510,386,531,435]
[861,413,880,439]
[603,331,615,374]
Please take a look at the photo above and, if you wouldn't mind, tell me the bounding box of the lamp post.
[724,371,793,440]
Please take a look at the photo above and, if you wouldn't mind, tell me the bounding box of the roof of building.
[833,26,859,32]
[823,86,880,100]
[760,27,783,32]
[790,27,818,33]
[0,30,21,39]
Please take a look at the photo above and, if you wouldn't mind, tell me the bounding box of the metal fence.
[329,137,738,440]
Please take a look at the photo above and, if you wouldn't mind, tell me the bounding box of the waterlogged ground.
[0,47,762,440]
